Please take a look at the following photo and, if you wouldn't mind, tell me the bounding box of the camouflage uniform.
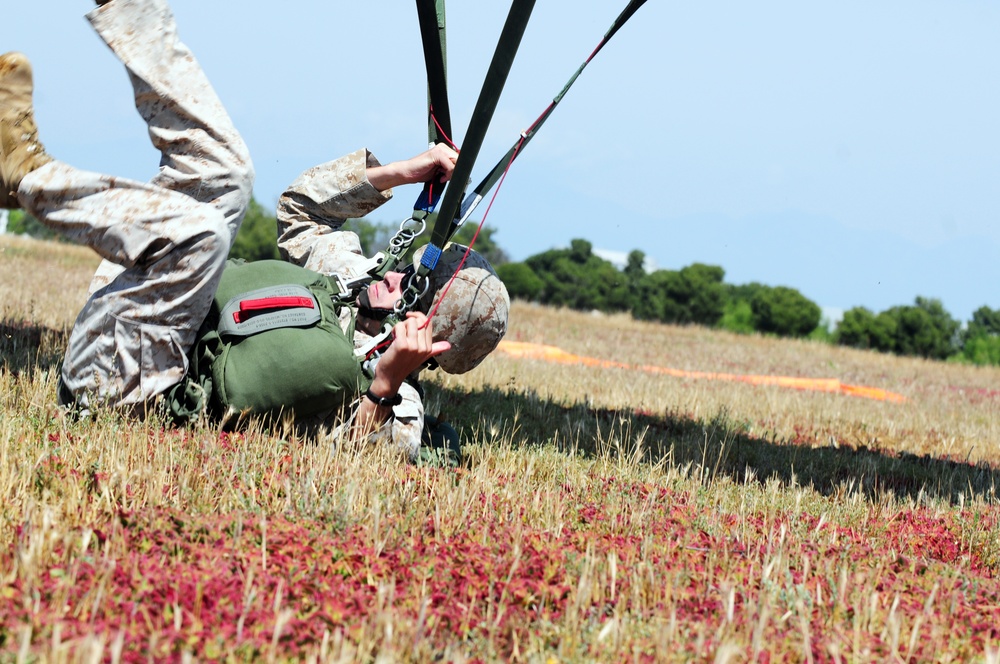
[15,0,253,416]
[277,149,425,459]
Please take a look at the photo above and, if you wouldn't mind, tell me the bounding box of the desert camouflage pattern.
[277,150,424,459]
[411,244,510,374]
[277,148,388,281]
[16,0,253,416]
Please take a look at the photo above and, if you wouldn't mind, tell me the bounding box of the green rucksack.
[168,259,371,423]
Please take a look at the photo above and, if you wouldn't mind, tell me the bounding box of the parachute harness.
[356,0,649,366]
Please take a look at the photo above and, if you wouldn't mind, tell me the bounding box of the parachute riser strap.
[428,0,537,249]
[415,0,452,148]
[413,0,454,215]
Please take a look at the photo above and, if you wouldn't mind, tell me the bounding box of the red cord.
[422,133,526,326]
[366,117,531,356]
[430,106,459,150]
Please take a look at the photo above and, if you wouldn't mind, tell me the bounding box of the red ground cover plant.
[2,465,1000,661]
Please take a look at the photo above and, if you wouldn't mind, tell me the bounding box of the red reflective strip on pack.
[233,296,315,324]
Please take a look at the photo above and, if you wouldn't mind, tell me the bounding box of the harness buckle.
[355,321,396,360]
[331,273,358,300]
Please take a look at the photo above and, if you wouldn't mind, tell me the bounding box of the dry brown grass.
[1,237,1000,662]
[0,235,99,328]
[449,302,1000,466]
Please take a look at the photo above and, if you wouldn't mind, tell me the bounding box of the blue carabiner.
[412,177,444,215]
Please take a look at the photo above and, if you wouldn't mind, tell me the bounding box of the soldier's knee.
[197,208,231,267]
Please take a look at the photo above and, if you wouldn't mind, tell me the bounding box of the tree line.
[7,205,999,365]
[496,236,1000,365]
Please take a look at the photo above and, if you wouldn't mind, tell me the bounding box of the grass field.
[1,234,999,662]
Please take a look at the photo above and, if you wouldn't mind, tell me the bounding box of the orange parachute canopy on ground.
[496,341,906,404]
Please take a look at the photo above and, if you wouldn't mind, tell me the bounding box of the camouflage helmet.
[411,243,509,374]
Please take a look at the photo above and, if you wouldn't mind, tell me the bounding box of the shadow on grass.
[0,317,68,375]
[430,383,1000,504]
[7,315,994,505]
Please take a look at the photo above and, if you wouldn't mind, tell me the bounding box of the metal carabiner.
[394,274,432,314]
[387,215,427,254]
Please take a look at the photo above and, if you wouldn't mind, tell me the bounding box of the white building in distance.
[592,247,658,274]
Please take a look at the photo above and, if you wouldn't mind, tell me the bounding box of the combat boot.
[0,52,52,209]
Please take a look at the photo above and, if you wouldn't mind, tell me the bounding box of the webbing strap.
[458,0,649,224]
[415,0,452,146]
[413,0,452,216]
[426,0,537,253]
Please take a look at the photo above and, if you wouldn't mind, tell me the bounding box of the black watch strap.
[364,387,403,408]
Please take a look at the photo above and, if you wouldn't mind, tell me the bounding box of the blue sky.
[8,1,1000,323]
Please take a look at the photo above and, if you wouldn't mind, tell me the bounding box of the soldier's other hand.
[405,143,458,185]
[374,312,451,391]
[367,144,458,191]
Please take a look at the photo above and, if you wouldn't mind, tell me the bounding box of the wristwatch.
[364,387,403,407]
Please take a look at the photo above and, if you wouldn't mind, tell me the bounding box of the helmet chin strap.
[356,288,396,322]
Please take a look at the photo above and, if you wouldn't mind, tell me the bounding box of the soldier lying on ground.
[0,0,508,462]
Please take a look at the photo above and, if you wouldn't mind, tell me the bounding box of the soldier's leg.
[0,7,238,414]
[86,0,254,292]
[2,46,229,280]
[19,162,229,415]
[91,0,252,238]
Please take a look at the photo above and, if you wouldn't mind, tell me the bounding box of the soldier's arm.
[276,148,392,274]
[352,313,450,442]
[277,145,459,274]
[367,143,458,190]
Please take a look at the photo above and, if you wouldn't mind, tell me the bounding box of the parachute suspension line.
[363,0,531,361]
[368,0,456,294]
[459,0,649,225]
[363,0,648,361]
[418,0,649,326]
[420,105,458,211]
[384,0,535,344]
[429,105,458,150]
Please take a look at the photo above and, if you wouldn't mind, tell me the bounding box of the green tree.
[837,298,959,360]
[750,285,821,338]
[963,305,1000,341]
[719,299,755,334]
[836,307,897,352]
[525,239,629,312]
[228,197,280,261]
[624,249,646,283]
[631,269,673,321]
[960,305,1000,365]
[677,263,726,326]
[971,306,1000,335]
[632,263,726,326]
[883,297,959,360]
[961,335,1000,366]
[495,262,544,300]
[7,209,62,242]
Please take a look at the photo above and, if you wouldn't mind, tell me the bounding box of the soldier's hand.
[372,313,450,394]
[367,144,458,190]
